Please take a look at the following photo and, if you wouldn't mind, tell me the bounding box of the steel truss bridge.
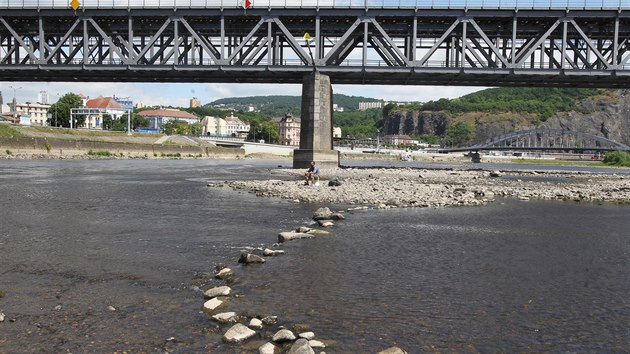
[0,1,630,86]
[448,128,630,152]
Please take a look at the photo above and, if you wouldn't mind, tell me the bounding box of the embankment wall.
[0,136,244,157]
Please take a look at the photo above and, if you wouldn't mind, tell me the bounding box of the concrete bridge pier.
[293,72,340,169]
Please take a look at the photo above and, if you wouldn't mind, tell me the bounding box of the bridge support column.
[293,72,340,169]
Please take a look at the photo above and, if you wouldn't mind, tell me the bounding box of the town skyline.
[0,81,485,108]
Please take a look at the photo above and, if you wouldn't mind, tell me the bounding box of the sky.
[0,81,485,108]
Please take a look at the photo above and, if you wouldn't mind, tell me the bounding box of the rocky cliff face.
[540,91,630,146]
[383,111,450,136]
[383,90,630,146]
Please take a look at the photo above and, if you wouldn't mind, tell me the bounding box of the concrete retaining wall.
[0,136,244,157]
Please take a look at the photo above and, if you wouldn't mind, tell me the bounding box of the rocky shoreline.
[225,167,630,207]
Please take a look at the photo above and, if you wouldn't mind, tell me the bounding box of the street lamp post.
[54,93,59,127]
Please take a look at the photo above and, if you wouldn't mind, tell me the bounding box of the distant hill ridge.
[208,94,384,116]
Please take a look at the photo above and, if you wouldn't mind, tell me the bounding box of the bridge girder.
[1,8,630,86]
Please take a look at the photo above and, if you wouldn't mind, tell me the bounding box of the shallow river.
[0,159,628,353]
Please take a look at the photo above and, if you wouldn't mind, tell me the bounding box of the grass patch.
[19,126,162,138]
[87,150,114,157]
[0,289,4,298]
[0,124,23,137]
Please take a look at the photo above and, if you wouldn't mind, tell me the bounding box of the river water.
[0,159,628,353]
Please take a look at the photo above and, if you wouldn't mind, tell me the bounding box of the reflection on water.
[0,159,628,353]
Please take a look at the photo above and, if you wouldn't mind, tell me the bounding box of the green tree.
[102,114,114,130]
[132,113,150,129]
[413,134,439,145]
[603,150,630,167]
[47,93,83,128]
[444,122,473,147]
[190,122,203,136]
[109,113,151,131]
[247,120,280,143]
[162,120,192,135]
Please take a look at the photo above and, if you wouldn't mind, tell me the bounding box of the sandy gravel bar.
[223,167,630,207]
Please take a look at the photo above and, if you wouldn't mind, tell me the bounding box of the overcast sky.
[0,81,486,108]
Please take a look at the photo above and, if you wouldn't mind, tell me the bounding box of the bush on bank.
[603,150,630,167]
[87,150,114,157]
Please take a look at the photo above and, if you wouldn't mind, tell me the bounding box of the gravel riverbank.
[224,167,630,207]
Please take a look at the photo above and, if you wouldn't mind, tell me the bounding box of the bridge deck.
[1,4,629,86]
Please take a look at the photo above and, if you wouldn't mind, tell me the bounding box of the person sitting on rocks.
[304,161,320,185]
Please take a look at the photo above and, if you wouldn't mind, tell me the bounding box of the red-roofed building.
[138,108,200,132]
[76,96,129,129]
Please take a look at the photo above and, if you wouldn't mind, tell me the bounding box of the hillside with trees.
[400,88,602,121]
[208,94,383,116]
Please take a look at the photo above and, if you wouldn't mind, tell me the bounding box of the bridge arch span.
[471,129,630,151]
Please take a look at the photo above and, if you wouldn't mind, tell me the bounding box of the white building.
[278,113,300,146]
[15,102,51,126]
[224,114,250,138]
[201,116,228,136]
[358,101,383,111]
[38,91,49,105]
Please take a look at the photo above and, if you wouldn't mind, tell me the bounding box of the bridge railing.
[0,0,627,10]
[8,56,630,70]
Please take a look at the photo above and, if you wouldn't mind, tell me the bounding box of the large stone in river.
[377,347,408,354]
[259,342,278,354]
[204,286,231,299]
[278,231,313,242]
[223,323,257,343]
[202,298,224,312]
[249,317,263,329]
[272,328,296,342]
[330,212,345,220]
[211,312,237,323]
[312,207,333,220]
[308,339,325,348]
[288,338,314,354]
[215,267,233,279]
[317,219,334,227]
[298,331,315,340]
[239,253,266,264]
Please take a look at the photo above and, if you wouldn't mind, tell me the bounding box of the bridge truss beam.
[472,128,630,150]
[1,8,629,86]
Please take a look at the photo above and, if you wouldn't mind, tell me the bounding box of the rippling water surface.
[0,159,628,353]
